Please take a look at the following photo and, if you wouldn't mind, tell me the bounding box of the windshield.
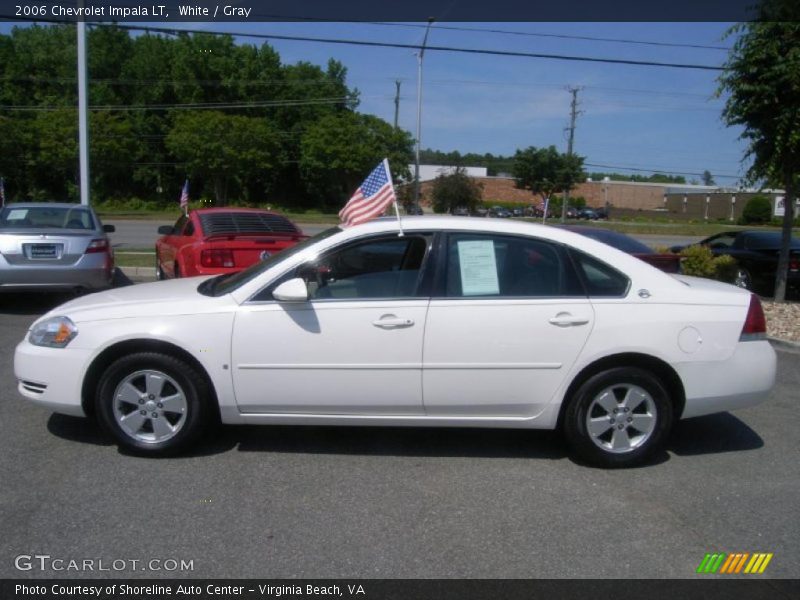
[198,226,342,297]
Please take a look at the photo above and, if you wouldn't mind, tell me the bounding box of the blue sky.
[176,21,748,184]
[3,20,748,184]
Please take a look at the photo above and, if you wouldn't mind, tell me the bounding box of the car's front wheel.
[96,352,213,455]
[563,367,674,468]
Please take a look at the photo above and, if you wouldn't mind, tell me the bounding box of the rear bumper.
[677,340,776,419]
[0,254,113,291]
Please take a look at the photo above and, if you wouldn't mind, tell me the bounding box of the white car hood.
[40,277,235,324]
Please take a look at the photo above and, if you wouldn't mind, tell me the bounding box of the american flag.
[179,179,190,211]
[339,159,396,228]
[0,177,5,207]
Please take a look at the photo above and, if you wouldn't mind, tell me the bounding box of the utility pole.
[393,80,401,129]
[413,18,435,207]
[77,21,90,206]
[561,86,581,223]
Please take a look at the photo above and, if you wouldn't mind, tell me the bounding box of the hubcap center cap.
[145,400,157,411]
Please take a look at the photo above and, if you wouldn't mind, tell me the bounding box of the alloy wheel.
[585,384,657,454]
[111,369,188,444]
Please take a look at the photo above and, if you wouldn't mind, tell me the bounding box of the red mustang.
[155,208,307,279]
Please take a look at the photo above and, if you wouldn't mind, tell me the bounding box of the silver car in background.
[0,203,115,293]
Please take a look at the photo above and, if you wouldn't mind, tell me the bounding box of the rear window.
[569,250,631,297]
[0,206,96,230]
[198,212,299,236]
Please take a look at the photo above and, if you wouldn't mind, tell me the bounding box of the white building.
[409,165,488,183]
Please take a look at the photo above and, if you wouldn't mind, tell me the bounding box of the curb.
[120,266,155,276]
[120,266,155,278]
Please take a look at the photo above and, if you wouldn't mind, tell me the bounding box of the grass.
[114,251,155,268]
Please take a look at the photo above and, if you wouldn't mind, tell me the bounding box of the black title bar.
[0,0,777,23]
[3,579,800,600]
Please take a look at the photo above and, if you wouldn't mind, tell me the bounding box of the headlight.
[29,316,78,348]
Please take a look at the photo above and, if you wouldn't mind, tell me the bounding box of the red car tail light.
[790,256,799,272]
[85,238,109,254]
[740,293,767,341]
[201,249,235,268]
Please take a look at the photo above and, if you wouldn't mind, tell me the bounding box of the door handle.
[372,315,414,329]
[549,313,589,327]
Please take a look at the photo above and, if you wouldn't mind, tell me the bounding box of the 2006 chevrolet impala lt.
[14,217,776,467]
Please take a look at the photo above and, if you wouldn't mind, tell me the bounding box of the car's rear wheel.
[564,367,674,468]
[733,267,752,290]
[96,352,212,455]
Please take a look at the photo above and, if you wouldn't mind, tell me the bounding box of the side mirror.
[272,278,309,303]
[103,224,116,233]
[157,225,174,235]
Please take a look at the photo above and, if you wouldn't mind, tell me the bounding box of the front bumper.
[14,339,93,417]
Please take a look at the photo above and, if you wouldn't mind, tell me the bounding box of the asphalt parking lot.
[0,291,798,579]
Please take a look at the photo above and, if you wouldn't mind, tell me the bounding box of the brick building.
[412,168,791,220]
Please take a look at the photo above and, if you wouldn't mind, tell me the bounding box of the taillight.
[85,238,109,254]
[790,255,799,272]
[740,293,767,341]
[201,249,235,268]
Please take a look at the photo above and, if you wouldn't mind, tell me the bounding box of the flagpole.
[384,159,404,237]
[392,195,405,237]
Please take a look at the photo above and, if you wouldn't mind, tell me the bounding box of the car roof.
[3,202,96,210]
[191,207,285,216]
[739,230,800,248]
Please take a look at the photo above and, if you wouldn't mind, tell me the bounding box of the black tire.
[174,264,180,279]
[96,352,213,456]
[563,367,674,468]
[155,252,165,281]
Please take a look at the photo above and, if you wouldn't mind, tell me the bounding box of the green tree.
[740,195,773,224]
[513,145,584,205]
[701,170,716,186]
[430,167,483,214]
[299,112,413,208]
[718,2,800,300]
[166,111,283,205]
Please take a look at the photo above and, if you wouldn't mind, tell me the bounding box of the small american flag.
[339,159,396,228]
[0,177,5,207]
[179,179,190,211]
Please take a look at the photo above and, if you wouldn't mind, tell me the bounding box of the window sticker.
[458,240,499,296]
[6,209,28,220]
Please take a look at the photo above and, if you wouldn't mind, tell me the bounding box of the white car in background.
[14,217,776,467]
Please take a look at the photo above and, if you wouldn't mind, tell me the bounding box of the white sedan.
[14,217,776,467]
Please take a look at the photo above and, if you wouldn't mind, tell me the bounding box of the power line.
[0,96,357,112]
[360,21,732,52]
[94,23,725,72]
[584,162,741,180]
[0,73,724,103]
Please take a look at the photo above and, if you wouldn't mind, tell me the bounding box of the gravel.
[762,300,800,343]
